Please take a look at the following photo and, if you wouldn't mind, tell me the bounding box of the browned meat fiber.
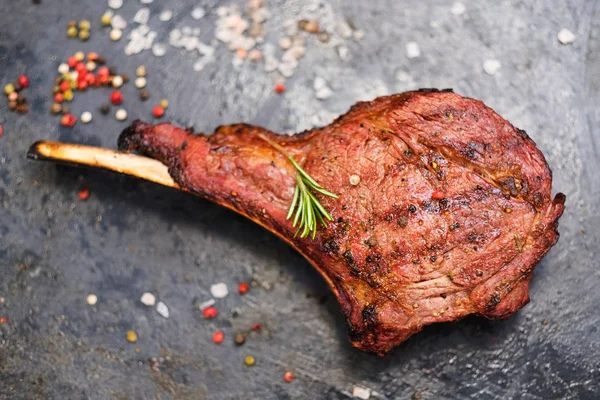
[118,89,565,355]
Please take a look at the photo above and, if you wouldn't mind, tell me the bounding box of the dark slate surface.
[1,1,599,399]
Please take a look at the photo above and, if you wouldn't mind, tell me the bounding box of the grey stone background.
[0,0,598,399]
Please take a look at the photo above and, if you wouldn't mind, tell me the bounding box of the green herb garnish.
[258,134,338,239]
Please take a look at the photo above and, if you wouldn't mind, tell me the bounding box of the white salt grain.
[451,2,466,16]
[216,29,233,43]
[314,77,327,91]
[140,0,153,3]
[140,292,156,306]
[108,0,123,10]
[152,43,167,57]
[279,36,292,50]
[316,87,333,100]
[111,14,127,30]
[352,386,371,400]
[337,45,350,60]
[156,301,170,318]
[483,59,501,75]
[557,28,576,45]
[191,7,206,20]
[210,283,229,299]
[336,21,353,39]
[134,8,150,24]
[353,30,364,41]
[159,10,173,22]
[192,27,201,36]
[406,42,421,59]
[197,298,215,310]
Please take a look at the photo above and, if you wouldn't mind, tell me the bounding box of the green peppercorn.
[78,20,91,30]
[67,26,78,38]
[78,29,90,41]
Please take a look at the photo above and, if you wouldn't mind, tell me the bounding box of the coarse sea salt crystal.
[406,41,421,58]
[152,43,167,57]
[140,0,153,4]
[134,8,150,24]
[451,2,466,16]
[191,7,206,20]
[111,14,127,30]
[336,21,353,39]
[557,28,576,45]
[316,86,333,100]
[108,0,123,10]
[210,283,229,299]
[140,292,156,306]
[156,301,169,318]
[483,59,501,75]
[352,386,371,400]
[159,10,173,22]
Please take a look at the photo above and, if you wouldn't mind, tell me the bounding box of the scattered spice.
[140,292,156,306]
[274,83,286,94]
[213,331,224,344]
[60,113,77,127]
[210,283,229,299]
[136,65,147,77]
[152,105,165,118]
[126,330,138,343]
[134,77,147,88]
[99,103,111,115]
[81,111,92,124]
[283,371,295,383]
[110,90,123,105]
[17,75,29,88]
[0,125,3,137]
[251,323,262,332]
[238,282,250,295]
[202,306,218,319]
[244,355,255,366]
[234,333,246,345]
[349,174,360,186]
[0,317,7,324]
[86,293,97,305]
[78,188,90,200]
[139,89,150,101]
[156,301,169,318]
[159,99,169,109]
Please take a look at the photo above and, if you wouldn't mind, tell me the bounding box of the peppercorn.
[78,188,90,199]
[100,13,112,26]
[160,99,169,109]
[8,92,18,102]
[96,56,106,65]
[18,75,29,88]
[234,333,245,345]
[4,83,15,95]
[139,89,150,101]
[60,113,77,127]
[86,61,96,71]
[274,83,286,94]
[59,81,70,92]
[78,20,91,30]
[7,101,16,110]
[115,108,127,121]
[78,80,88,91]
[126,330,138,343]
[244,355,255,366]
[110,90,123,105]
[136,65,147,77]
[212,331,224,344]
[120,73,129,83]
[87,52,98,61]
[69,80,77,90]
[202,306,217,319]
[54,93,64,103]
[61,105,70,115]
[67,26,78,38]
[112,75,123,88]
[74,51,85,61]
[50,103,62,114]
[251,323,262,332]
[63,89,74,101]
[99,103,110,115]
[0,317,7,324]
[15,104,28,113]
[52,86,60,94]
[238,282,250,295]
[283,371,295,383]
[152,105,165,118]
[81,111,92,124]
[67,20,76,28]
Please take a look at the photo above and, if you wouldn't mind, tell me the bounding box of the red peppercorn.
[75,62,86,73]
[152,105,165,118]
[0,125,3,137]
[59,81,70,92]
[0,317,7,324]
[283,371,295,383]
[110,90,123,105]
[203,306,218,319]
[212,331,224,344]
[54,93,64,103]
[251,323,262,332]
[68,56,77,68]
[238,282,250,295]
[85,72,95,84]
[60,113,77,128]
[432,189,445,200]
[78,188,90,200]
[18,75,29,88]
[97,66,110,77]
[78,80,88,91]
[274,83,286,94]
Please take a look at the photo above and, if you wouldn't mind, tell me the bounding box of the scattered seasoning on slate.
[0,125,3,137]
[234,333,246,345]
[244,355,255,366]
[0,317,7,324]
[284,371,295,383]
[140,292,156,306]
[213,331,224,344]
[159,99,168,109]
[202,306,217,319]
[115,108,128,121]
[86,293,97,305]
[126,330,138,343]
[274,83,286,94]
[78,188,90,200]
[60,114,77,127]
[99,103,111,115]
[238,282,250,295]
[139,89,150,101]
[251,323,262,332]
[152,105,165,118]
[110,90,123,105]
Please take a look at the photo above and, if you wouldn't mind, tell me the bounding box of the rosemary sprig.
[258,134,338,239]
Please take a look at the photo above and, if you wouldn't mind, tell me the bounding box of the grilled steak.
[118,89,565,354]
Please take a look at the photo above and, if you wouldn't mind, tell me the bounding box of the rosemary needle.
[258,134,338,239]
